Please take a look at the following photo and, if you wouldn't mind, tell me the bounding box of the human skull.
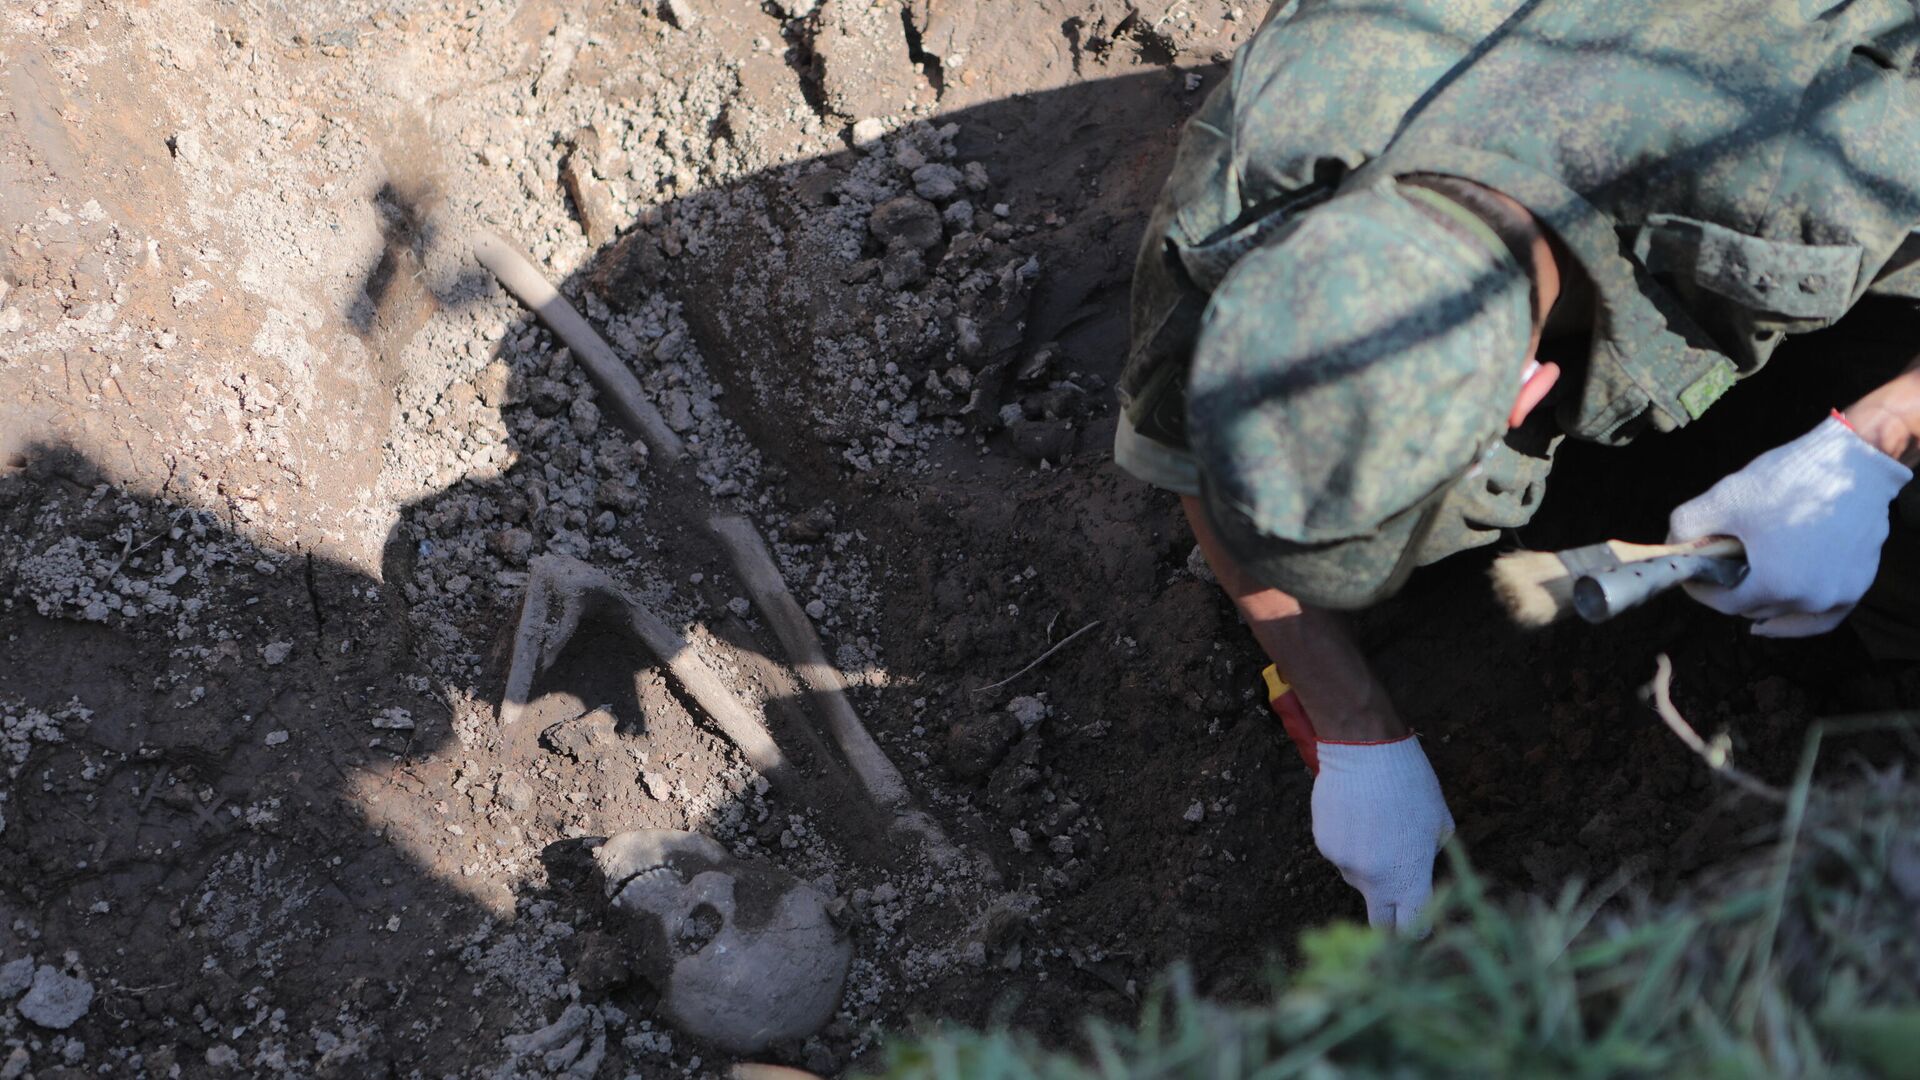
[592,829,852,1054]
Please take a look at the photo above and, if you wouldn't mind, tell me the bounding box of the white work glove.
[1311,736,1454,934]
[1668,415,1912,637]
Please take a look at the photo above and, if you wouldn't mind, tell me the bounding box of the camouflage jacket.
[1125,0,1920,451]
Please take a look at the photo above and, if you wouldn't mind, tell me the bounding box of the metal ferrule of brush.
[1572,554,1749,624]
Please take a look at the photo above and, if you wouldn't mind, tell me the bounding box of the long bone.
[476,230,965,867]
[471,229,684,464]
[709,515,962,866]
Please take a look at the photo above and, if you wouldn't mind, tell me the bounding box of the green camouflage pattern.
[1187,181,1532,607]
[1346,0,1920,439]
[1119,0,1920,601]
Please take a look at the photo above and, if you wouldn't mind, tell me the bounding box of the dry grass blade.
[973,620,1102,694]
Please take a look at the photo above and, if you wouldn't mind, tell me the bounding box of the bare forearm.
[1181,496,1409,741]
[1844,356,1920,468]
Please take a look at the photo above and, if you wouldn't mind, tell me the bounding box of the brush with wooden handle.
[1492,536,1747,626]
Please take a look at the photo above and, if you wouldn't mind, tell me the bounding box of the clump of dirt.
[1,0,1913,1077]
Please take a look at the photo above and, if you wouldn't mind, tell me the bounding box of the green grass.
[877,719,1920,1080]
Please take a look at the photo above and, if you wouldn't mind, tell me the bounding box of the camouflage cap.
[1187,178,1532,609]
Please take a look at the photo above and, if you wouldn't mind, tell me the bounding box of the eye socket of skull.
[676,902,724,955]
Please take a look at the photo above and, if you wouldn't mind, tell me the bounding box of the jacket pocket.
[1629,213,1862,321]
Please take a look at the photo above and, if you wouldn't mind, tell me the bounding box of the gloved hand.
[1668,415,1912,637]
[1311,736,1454,933]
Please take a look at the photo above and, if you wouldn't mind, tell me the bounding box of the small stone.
[16,966,93,1029]
[641,771,671,800]
[880,248,926,291]
[569,396,601,438]
[0,958,32,998]
[595,481,640,512]
[954,315,983,357]
[942,199,975,232]
[264,730,290,746]
[474,360,515,407]
[659,0,697,28]
[804,599,827,619]
[169,130,203,167]
[370,707,415,730]
[527,377,571,417]
[946,711,1019,781]
[868,195,942,252]
[911,163,963,202]
[851,118,887,145]
[993,202,1010,217]
[561,154,618,248]
[0,1047,26,1080]
[663,390,696,433]
[726,596,752,618]
[1183,801,1205,824]
[651,327,687,363]
[1185,545,1216,583]
[261,641,292,665]
[498,772,534,812]
[205,1045,239,1070]
[1006,695,1047,730]
[543,709,617,762]
[489,528,535,566]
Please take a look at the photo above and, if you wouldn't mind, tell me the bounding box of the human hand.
[1311,736,1454,933]
[1668,415,1912,637]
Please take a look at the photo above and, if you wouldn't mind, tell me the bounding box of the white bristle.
[1490,549,1578,627]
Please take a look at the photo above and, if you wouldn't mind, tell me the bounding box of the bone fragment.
[503,1003,591,1057]
[709,514,964,866]
[543,1031,586,1073]
[503,555,789,781]
[470,228,684,464]
[561,1018,607,1079]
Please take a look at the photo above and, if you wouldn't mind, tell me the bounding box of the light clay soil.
[2,1,1916,1076]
